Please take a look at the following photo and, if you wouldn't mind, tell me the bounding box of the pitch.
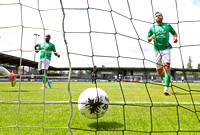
[1,82,200,135]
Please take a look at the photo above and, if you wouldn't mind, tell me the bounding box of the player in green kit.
[147,12,178,95]
[35,34,60,89]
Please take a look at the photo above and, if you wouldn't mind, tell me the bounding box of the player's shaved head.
[46,34,51,38]
[45,34,51,43]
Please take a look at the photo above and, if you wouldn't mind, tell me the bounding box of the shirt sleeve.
[168,24,176,35]
[52,44,56,52]
[147,27,153,37]
[37,44,41,50]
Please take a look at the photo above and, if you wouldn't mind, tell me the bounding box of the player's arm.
[52,45,60,58]
[147,34,156,42]
[169,24,178,43]
[54,52,60,58]
[34,44,40,53]
[173,32,178,43]
[147,28,156,42]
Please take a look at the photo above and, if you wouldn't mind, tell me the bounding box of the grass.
[0,81,200,135]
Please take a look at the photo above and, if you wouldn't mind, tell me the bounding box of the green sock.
[165,73,171,87]
[42,74,45,84]
[45,73,48,83]
[42,73,48,84]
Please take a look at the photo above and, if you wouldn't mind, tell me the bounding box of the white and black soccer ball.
[78,88,109,119]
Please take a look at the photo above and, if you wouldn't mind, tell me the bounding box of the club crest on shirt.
[163,26,166,28]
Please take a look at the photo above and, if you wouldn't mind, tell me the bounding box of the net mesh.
[1,0,200,134]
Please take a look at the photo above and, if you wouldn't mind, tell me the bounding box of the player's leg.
[39,69,50,89]
[155,49,171,95]
[156,67,164,77]
[38,60,47,89]
[38,59,51,89]
[94,75,97,84]
[155,51,165,77]
[40,69,47,89]
[0,67,16,87]
[163,63,171,83]
[92,76,94,84]
[10,71,16,87]
[43,69,51,88]
[163,63,171,95]
[91,74,94,84]
[47,72,52,88]
[0,66,10,75]
[162,49,171,95]
[44,59,51,88]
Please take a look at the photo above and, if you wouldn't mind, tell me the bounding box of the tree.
[77,70,84,75]
[71,70,76,74]
[198,63,200,69]
[186,56,193,75]
[197,64,200,75]
[49,71,58,74]
[85,70,91,74]
[58,71,66,74]
[187,56,192,69]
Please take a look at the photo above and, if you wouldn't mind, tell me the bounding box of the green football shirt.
[37,42,56,61]
[147,23,176,51]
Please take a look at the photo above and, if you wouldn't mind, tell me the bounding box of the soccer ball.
[78,88,109,119]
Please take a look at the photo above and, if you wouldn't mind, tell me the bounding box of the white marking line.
[112,101,200,105]
[1,100,200,105]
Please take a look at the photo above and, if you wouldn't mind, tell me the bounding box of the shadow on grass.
[88,121,123,130]
[0,90,29,92]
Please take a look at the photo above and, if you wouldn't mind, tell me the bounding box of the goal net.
[1,0,200,134]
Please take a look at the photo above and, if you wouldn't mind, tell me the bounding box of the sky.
[1,0,200,69]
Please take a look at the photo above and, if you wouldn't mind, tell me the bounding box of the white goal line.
[1,100,200,105]
[0,125,69,129]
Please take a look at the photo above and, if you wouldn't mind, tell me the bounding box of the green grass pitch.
[1,81,200,135]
